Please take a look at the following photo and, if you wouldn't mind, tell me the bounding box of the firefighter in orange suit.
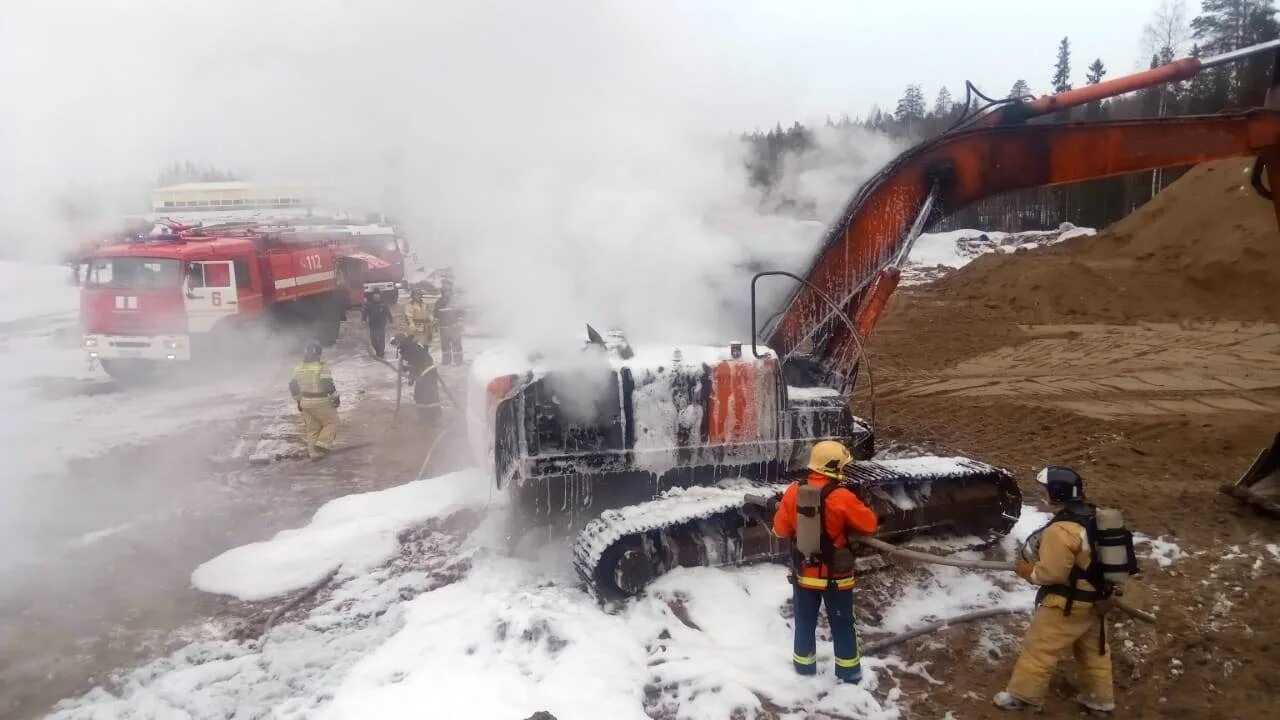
[773,441,878,683]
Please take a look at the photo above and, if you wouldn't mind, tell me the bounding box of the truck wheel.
[100,359,155,383]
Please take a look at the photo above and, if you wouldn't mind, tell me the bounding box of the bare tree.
[1143,0,1193,59]
[1142,0,1192,195]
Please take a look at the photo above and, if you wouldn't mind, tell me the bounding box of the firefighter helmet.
[1037,465,1084,503]
[303,340,323,362]
[807,440,854,479]
[410,287,424,300]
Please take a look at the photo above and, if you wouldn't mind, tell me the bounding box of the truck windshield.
[86,257,183,289]
[355,235,400,257]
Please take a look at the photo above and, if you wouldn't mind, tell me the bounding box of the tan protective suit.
[405,299,434,347]
[289,361,339,460]
[1004,519,1113,709]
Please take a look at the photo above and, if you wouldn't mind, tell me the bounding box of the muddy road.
[0,318,472,719]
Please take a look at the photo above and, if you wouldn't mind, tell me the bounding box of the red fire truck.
[80,225,362,379]
[276,223,406,303]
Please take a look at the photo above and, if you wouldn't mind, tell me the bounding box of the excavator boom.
[767,113,1280,375]
[766,39,1280,383]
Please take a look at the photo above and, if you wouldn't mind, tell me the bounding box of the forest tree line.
[745,0,1280,232]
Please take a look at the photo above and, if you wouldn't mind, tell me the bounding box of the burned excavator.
[470,39,1280,599]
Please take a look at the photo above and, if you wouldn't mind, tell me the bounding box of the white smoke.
[0,0,902,348]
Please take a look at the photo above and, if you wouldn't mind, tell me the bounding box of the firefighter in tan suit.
[995,466,1115,715]
[288,340,340,460]
[404,288,434,347]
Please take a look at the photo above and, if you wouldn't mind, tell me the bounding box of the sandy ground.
[0,316,472,720]
[861,290,1280,719]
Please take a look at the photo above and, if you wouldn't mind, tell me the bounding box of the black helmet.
[410,288,424,300]
[303,340,323,362]
[1037,465,1084,503]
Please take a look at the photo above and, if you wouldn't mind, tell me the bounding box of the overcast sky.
[678,0,1165,127]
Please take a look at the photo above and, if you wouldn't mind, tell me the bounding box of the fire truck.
[274,223,406,303]
[80,224,362,379]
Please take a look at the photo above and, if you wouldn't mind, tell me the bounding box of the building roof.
[153,181,256,193]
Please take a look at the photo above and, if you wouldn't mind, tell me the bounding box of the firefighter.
[434,281,463,365]
[404,288,433,348]
[412,344,443,425]
[772,441,878,684]
[994,466,1115,714]
[391,333,442,425]
[288,340,340,461]
[362,292,393,358]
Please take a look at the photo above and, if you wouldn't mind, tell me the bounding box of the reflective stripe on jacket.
[405,301,431,330]
[772,471,878,583]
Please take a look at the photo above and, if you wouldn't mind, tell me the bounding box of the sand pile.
[935,159,1280,323]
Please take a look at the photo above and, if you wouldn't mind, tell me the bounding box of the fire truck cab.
[81,229,351,378]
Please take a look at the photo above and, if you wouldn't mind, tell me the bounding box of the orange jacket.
[773,471,879,583]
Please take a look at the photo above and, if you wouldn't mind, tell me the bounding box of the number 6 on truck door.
[183,260,238,333]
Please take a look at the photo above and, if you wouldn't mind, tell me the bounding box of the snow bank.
[903,224,1096,285]
[192,469,492,601]
[0,259,78,323]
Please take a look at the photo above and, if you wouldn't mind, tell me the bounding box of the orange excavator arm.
[766,42,1280,384]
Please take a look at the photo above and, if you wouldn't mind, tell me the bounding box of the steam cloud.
[0,0,902,349]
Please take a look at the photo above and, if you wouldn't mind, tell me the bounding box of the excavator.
[471,39,1280,599]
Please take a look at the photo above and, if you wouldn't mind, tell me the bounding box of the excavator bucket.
[1222,433,1280,516]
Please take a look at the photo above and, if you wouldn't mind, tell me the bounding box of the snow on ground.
[0,259,277,480]
[53,465,1058,720]
[192,470,495,601]
[902,223,1095,285]
[0,259,79,323]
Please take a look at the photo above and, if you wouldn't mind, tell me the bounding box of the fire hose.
[851,534,1158,655]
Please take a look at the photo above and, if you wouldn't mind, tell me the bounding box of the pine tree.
[1085,59,1107,119]
[895,85,927,135]
[1008,78,1032,99]
[1051,36,1073,93]
[933,86,954,118]
[1185,44,1218,112]
[1192,0,1280,107]
[1086,58,1107,84]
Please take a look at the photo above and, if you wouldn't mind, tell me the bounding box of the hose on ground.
[862,607,1028,655]
[857,535,1015,571]
[853,536,1158,625]
[261,566,339,643]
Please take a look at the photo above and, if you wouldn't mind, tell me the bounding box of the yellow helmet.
[807,440,853,479]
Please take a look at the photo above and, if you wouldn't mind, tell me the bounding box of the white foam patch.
[1134,533,1185,568]
[58,493,1047,719]
[191,469,492,601]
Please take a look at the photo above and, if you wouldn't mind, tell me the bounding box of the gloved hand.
[1015,561,1035,581]
[331,395,341,408]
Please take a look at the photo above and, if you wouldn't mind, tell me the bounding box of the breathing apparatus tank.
[1095,507,1138,590]
[795,485,823,561]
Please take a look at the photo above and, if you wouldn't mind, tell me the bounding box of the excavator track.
[573,456,1020,600]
